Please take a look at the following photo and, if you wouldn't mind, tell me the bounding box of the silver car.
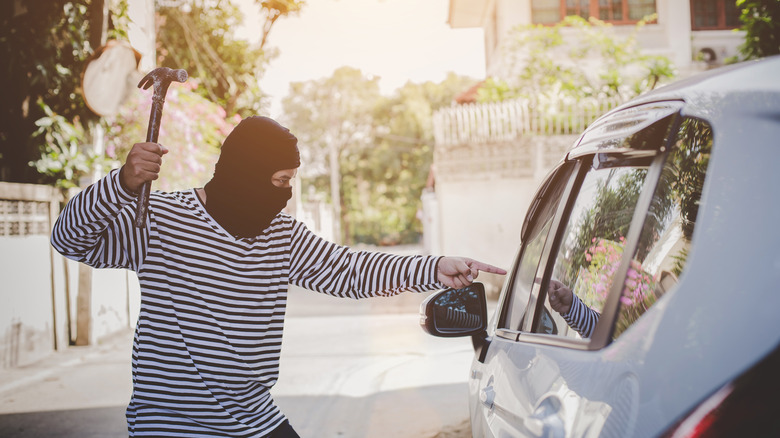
[421,56,780,437]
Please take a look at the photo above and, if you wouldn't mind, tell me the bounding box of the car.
[420,56,780,437]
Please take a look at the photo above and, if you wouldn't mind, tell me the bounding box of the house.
[448,0,744,74]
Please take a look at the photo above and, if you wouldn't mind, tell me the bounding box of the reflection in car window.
[500,164,573,331]
[540,163,650,338]
[613,117,712,338]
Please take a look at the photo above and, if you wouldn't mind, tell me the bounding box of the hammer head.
[137,67,188,92]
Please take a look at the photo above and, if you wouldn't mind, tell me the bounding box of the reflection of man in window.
[548,279,600,338]
[546,117,712,340]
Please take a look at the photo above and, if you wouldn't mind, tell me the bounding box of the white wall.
[432,135,576,296]
[0,182,139,369]
[0,237,59,367]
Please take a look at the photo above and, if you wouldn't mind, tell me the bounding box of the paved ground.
[0,283,477,437]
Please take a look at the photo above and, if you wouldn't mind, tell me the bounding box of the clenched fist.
[120,142,168,193]
[548,279,573,315]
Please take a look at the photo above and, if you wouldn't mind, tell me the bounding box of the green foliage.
[478,15,675,104]
[0,0,105,183]
[353,74,477,245]
[283,68,477,245]
[736,0,780,60]
[256,0,306,49]
[156,0,272,117]
[476,77,519,102]
[282,67,382,243]
[30,100,117,189]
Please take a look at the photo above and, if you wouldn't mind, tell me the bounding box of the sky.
[234,0,486,118]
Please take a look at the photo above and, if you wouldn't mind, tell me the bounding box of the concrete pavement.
[0,286,476,437]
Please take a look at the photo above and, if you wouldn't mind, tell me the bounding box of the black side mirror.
[420,282,488,337]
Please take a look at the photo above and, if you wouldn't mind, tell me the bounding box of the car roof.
[568,55,780,159]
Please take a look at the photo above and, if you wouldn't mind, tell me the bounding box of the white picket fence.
[433,96,624,146]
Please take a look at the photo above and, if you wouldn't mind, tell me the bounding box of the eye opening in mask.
[271,168,297,188]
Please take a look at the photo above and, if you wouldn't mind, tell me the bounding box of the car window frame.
[529,153,662,345]
[509,106,685,351]
[494,161,579,341]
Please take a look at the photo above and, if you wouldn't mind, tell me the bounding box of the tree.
[736,0,780,60]
[282,69,477,245]
[157,1,266,117]
[281,67,381,243]
[255,0,305,51]
[1,0,300,187]
[478,15,675,104]
[156,0,305,117]
[356,74,478,245]
[0,0,117,183]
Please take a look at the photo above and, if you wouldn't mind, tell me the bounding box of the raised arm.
[50,142,166,271]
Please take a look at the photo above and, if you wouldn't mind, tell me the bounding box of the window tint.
[613,118,712,337]
[500,164,573,331]
[537,158,651,338]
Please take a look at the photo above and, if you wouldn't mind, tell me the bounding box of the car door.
[470,101,714,437]
[469,158,578,437]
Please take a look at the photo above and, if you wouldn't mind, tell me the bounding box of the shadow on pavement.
[275,382,470,438]
[0,405,127,438]
[0,383,469,438]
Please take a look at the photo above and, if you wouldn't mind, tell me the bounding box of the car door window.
[499,163,574,332]
[612,117,712,337]
[536,157,652,339]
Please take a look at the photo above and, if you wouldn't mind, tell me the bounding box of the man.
[51,116,506,437]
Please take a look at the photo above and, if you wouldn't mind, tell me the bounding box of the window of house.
[532,0,657,25]
[533,0,563,24]
[613,117,712,338]
[691,0,741,30]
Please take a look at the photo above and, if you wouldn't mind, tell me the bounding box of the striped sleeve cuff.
[561,293,600,338]
[105,167,138,204]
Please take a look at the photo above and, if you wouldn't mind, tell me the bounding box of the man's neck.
[195,188,207,205]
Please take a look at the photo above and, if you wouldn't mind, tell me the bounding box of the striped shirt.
[561,293,601,338]
[51,169,443,437]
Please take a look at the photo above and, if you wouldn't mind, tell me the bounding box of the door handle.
[525,396,565,438]
[480,384,495,409]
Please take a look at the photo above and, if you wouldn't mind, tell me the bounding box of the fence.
[433,96,624,147]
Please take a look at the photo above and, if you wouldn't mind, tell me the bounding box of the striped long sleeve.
[290,220,442,298]
[561,293,601,338]
[51,168,148,271]
[50,170,443,437]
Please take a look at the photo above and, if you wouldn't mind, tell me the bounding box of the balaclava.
[204,116,300,238]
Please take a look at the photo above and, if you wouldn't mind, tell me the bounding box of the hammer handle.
[133,95,165,228]
[134,182,152,228]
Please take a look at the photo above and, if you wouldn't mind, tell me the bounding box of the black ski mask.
[204,116,300,238]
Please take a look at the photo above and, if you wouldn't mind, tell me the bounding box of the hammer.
[133,67,188,228]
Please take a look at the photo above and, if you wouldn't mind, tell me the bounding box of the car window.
[612,117,712,338]
[499,163,574,332]
[536,158,652,339]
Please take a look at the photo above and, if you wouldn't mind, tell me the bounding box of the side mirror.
[420,282,488,337]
